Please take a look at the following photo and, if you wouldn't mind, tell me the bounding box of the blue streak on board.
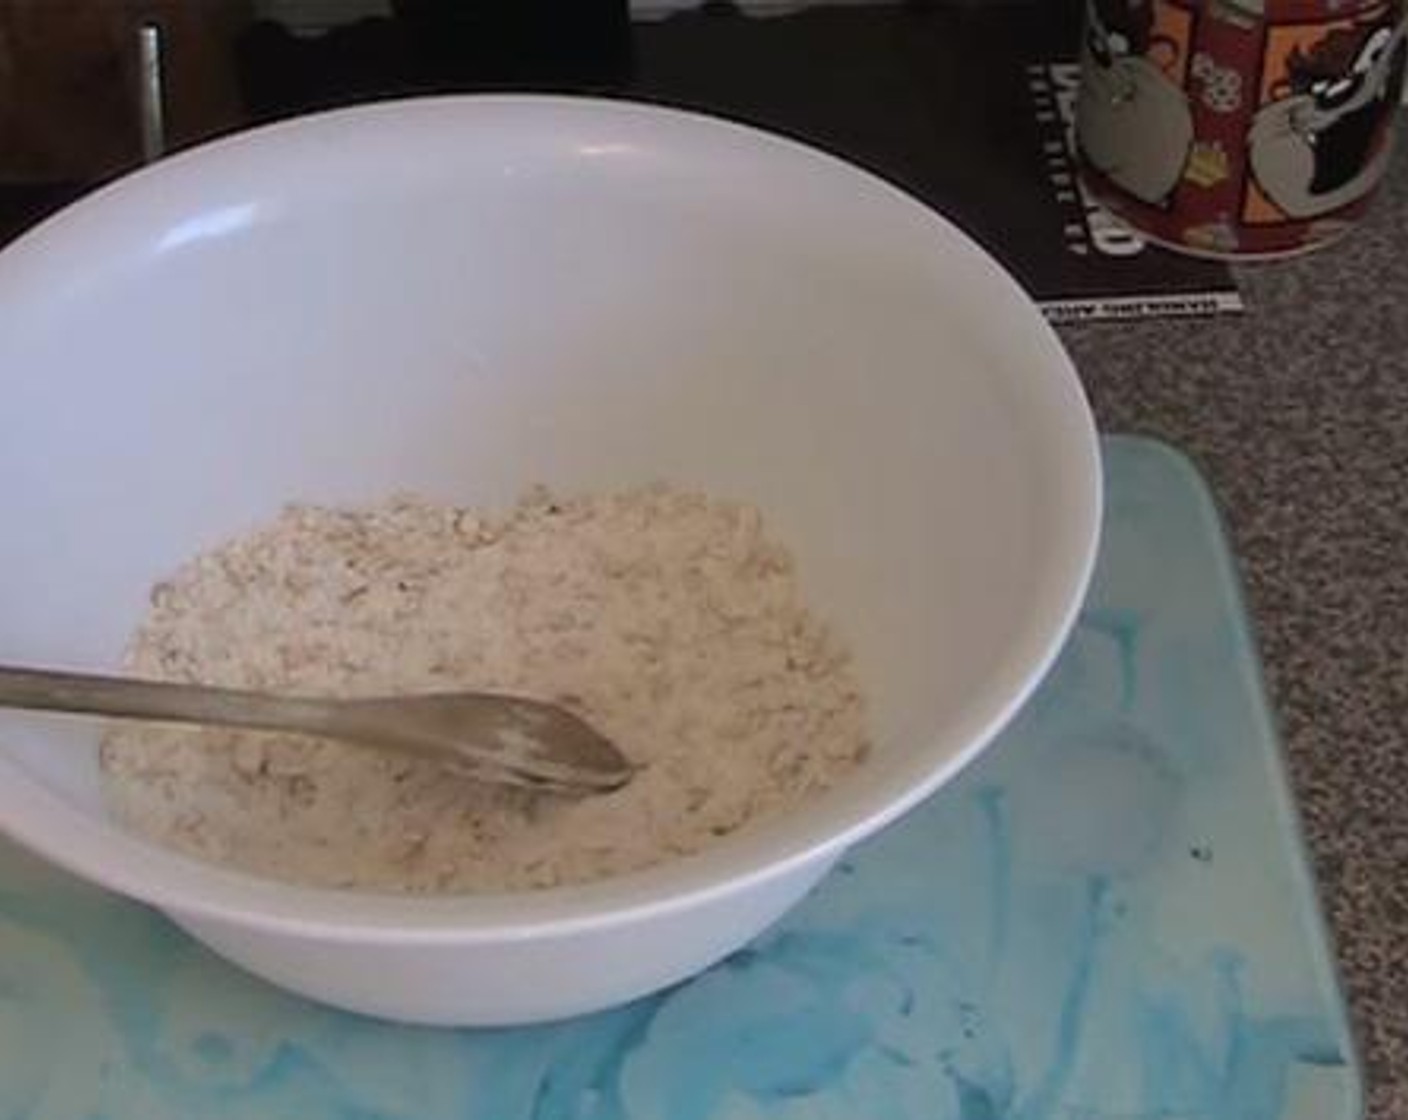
[975,787,1011,987]
[1080,608,1144,713]
[1015,877,1109,1120]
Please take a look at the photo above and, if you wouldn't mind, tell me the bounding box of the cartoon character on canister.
[1249,16,1408,219]
[1077,0,1195,205]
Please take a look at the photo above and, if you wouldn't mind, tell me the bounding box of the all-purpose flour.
[100,487,869,892]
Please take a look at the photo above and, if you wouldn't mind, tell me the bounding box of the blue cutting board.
[0,436,1360,1120]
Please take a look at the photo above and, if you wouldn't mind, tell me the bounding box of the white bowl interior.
[0,98,1098,932]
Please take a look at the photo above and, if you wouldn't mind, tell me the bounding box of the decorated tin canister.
[1076,0,1408,257]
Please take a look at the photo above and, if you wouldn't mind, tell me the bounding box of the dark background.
[0,0,1232,305]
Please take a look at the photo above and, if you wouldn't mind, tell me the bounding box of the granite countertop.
[1058,145,1408,1120]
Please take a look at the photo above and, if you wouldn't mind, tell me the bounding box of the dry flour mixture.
[101,487,869,892]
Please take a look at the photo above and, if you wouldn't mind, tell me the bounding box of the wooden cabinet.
[0,1,250,179]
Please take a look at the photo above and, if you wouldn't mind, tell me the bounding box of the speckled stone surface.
[1058,145,1408,1120]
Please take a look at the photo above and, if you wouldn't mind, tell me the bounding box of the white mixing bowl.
[0,96,1100,1026]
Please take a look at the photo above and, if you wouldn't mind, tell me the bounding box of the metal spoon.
[0,665,633,796]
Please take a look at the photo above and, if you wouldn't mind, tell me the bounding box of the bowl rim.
[0,92,1102,941]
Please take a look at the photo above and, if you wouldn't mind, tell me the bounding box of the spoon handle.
[0,664,630,795]
[0,664,335,739]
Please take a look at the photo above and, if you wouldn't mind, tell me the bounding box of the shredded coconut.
[99,487,869,892]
